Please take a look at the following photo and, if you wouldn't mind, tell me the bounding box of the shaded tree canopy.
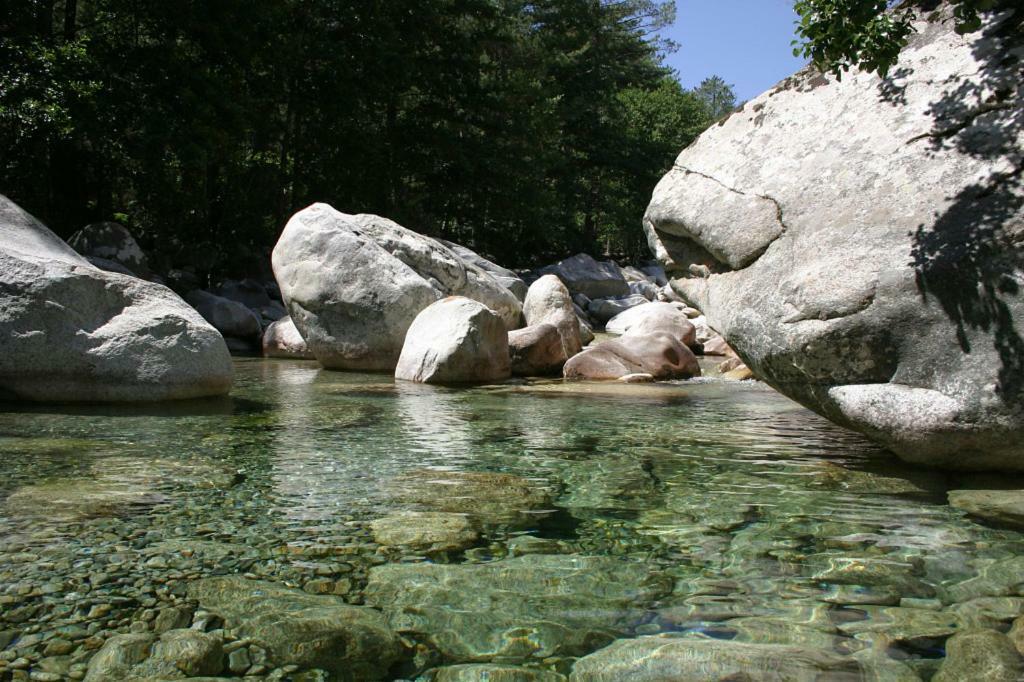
[1,0,733,276]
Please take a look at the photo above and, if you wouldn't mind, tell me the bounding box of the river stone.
[563,332,700,381]
[186,576,401,679]
[587,295,650,324]
[215,278,272,309]
[509,323,567,376]
[568,635,864,681]
[948,489,1024,529]
[643,7,1024,470]
[186,289,263,341]
[523,275,584,359]
[629,280,659,301]
[84,630,223,681]
[535,253,629,299]
[943,556,1024,603]
[0,195,232,401]
[933,629,1023,682]
[837,607,972,650]
[273,204,522,370]
[605,302,697,349]
[429,664,567,682]
[440,239,529,301]
[395,297,510,384]
[67,221,151,278]
[387,469,554,526]
[370,511,478,552]
[364,555,671,662]
[262,316,315,359]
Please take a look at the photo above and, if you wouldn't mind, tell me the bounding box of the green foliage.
[693,76,737,120]
[792,0,995,79]
[1,0,724,273]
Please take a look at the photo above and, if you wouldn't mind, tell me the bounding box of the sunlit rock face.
[644,5,1024,470]
[272,203,523,371]
[0,195,233,401]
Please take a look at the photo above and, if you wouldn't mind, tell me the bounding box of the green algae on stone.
[949,489,1024,529]
[370,511,479,553]
[425,664,568,681]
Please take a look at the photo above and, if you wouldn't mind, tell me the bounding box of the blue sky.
[663,0,809,103]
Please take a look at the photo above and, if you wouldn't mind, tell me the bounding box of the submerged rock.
[568,635,863,681]
[933,629,1022,682]
[395,297,511,384]
[0,195,232,401]
[187,576,402,679]
[427,664,567,682]
[272,204,522,370]
[262,316,315,359]
[643,7,1024,470]
[948,489,1024,529]
[387,469,554,526]
[563,332,700,381]
[370,511,479,553]
[84,630,223,682]
[364,555,671,662]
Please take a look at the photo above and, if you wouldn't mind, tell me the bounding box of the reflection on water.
[1,358,1023,680]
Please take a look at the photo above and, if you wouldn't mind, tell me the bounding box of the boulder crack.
[672,164,790,234]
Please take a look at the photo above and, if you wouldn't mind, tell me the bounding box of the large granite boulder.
[523,275,584,358]
[643,6,1024,470]
[395,297,510,384]
[563,332,700,381]
[536,253,629,299]
[272,204,522,370]
[441,239,529,301]
[262,316,315,359]
[68,221,151,278]
[0,196,232,401]
[587,294,650,324]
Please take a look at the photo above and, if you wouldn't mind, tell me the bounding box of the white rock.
[395,297,510,384]
[262,317,314,359]
[0,195,232,402]
[272,204,522,370]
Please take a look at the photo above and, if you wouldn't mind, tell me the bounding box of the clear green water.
[2,358,1024,680]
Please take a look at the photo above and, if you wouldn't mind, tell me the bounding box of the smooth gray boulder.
[643,6,1024,470]
[262,316,314,359]
[364,555,671,662]
[186,289,262,341]
[441,239,529,301]
[0,195,232,402]
[605,302,698,349]
[272,204,522,370]
[68,221,151,278]
[536,253,629,299]
[216,278,272,309]
[395,297,510,384]
[587,294,651,324]
[523,275,584,359]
